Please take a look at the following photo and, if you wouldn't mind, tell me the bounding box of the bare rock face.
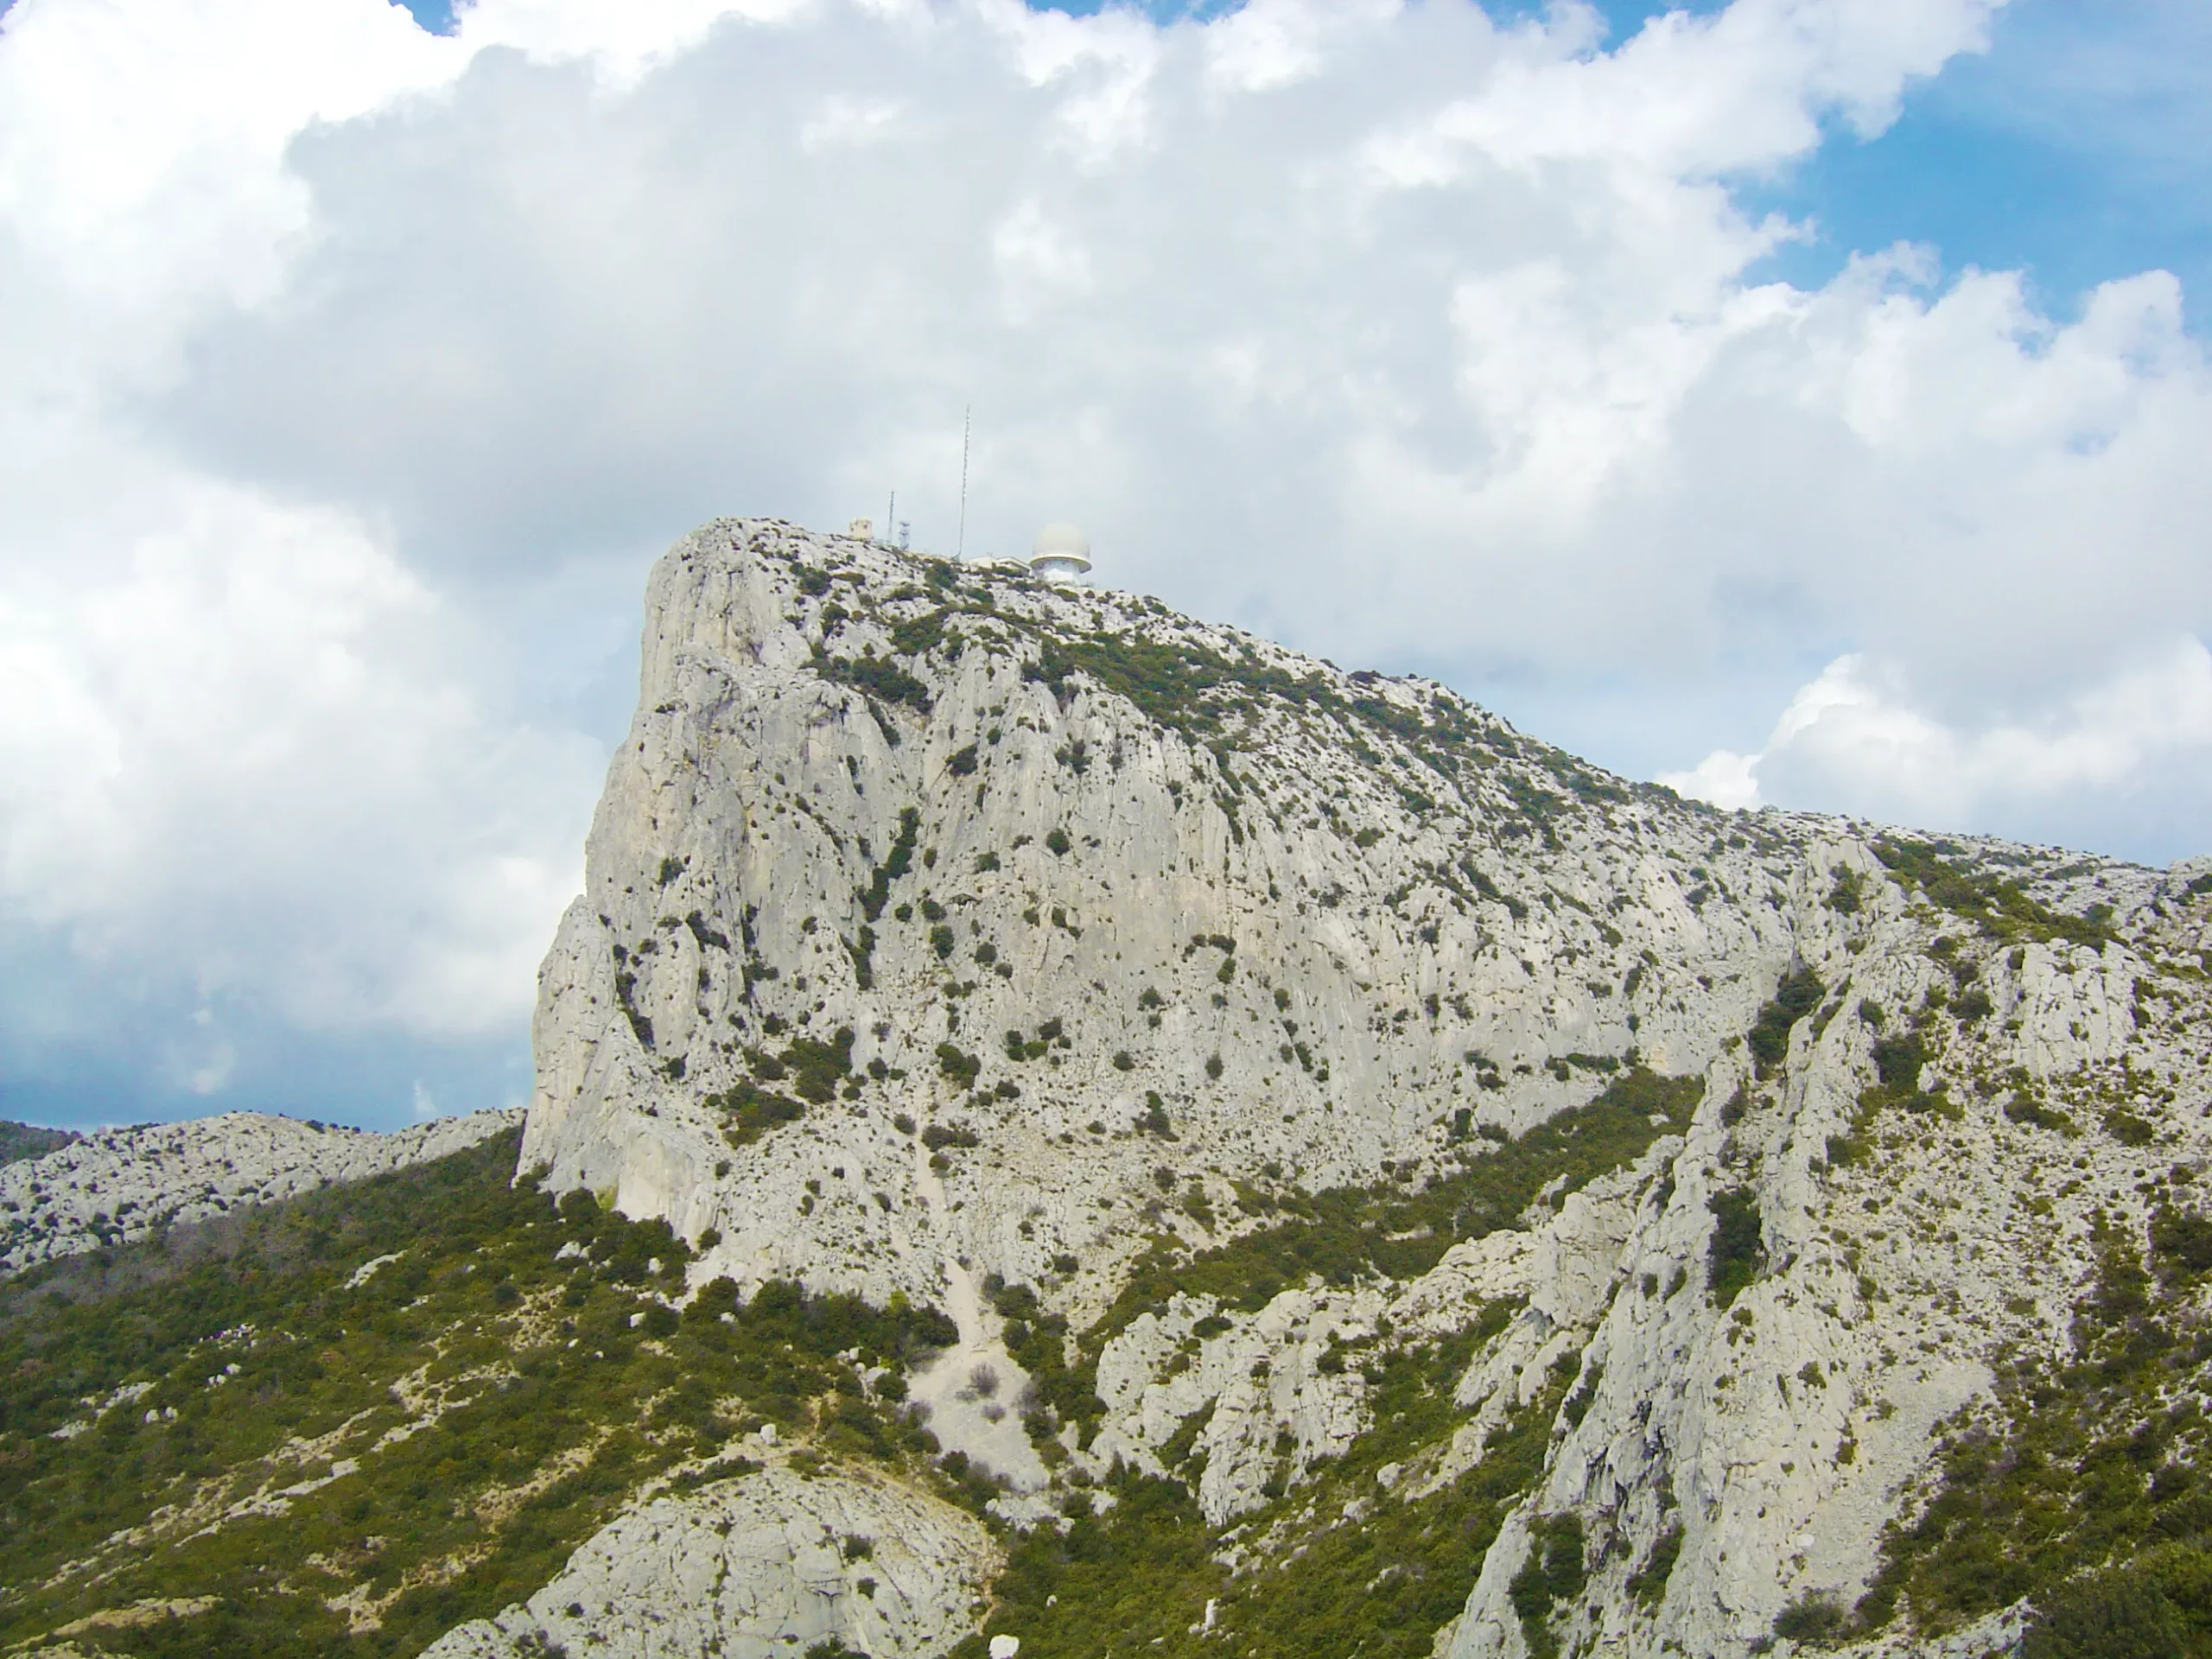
[512,518,2212,1659]
[0,1109,520,1275]
[420,1461,995,1659]
[524,518,1801,1325]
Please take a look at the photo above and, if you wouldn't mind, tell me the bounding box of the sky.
[0,0,2206,1132]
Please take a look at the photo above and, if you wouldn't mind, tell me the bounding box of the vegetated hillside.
[7,518,2211,1659]
[0,1121,77,1167]
[0,1109,519,1276]
[0,1128,969,1658]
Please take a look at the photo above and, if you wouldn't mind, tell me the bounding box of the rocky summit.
[3,516,2210,1659]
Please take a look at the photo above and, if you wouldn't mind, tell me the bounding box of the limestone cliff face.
[526,519,1793,1308]
[521,518,2212,1659]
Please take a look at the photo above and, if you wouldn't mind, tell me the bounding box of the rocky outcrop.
[505,518,2211,1659]
[524,519,1821,1322]
[0,1109,521,1276]
[421,1460,996,1659]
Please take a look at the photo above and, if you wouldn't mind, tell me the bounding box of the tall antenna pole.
[957,404,971,562]
[886,490,895,548]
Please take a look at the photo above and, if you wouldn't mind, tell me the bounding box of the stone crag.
[423,1462,997,1659]
[506,518,2212,1659]
[9,516,2208,1659]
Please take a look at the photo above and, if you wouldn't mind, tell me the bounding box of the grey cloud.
[4,0,2207,1128]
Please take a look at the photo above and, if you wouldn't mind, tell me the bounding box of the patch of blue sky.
[394,0,457,34]
[372,0,1700,36]
[1021,0,1240,19]
[1737,0,2212,329]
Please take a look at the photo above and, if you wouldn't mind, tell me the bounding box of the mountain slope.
[7,516,2209,1659]
[515,518,2212,1658]
[1,1109,519,1277]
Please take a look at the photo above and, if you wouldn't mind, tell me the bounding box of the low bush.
[1707,1189,1763,1307]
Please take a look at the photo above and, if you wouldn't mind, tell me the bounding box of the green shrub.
[1856,1023,1959,1121]
[1707,1189,1763,1307]
[858,807,921,924]
[821,650,932,715]
[771,1027,855,1103]
[0,1120,77,1167]
[1873,837,2114,948]
[1772,1592,1847,1643]
[1857,1227,2212,1648]
[1628,1522,1683,1606]
[0,1132,959,1659]
[2021,1575,2196,1659]
[709,1081,807,1145]
[2151,1208,2212,1281]
[2107,1110,2157,1148]
[1509,1513,1586,1659]
[1094,1068,1700,1348]
[1747,969,1824,1076]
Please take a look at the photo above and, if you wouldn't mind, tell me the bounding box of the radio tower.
[957,404,971,562]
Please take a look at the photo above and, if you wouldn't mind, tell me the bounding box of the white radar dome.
[1028,522,1092,583]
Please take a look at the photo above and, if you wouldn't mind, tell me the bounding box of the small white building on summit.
[1027,522,1092,584]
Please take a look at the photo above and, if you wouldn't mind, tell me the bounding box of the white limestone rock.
[505,516,2212,1659]
[420,1461,996,1659]
[523,519,1828,1330]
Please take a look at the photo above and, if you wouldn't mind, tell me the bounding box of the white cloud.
[0,476,598,1039]
[1663,642,2212,842]
[1,0,2206,1120]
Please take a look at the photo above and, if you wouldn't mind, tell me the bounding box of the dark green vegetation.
[1509,1510,1588,1659]
[995,1067,1698,1480]
[702,1025,857,1146]
[0,1119,78,1166]
[0,1067,1711,1659]
[709,1079,807,1143]
[1842,1211,2212,1656]
[819,646,933,716]
[1873,838,2116,949]
[1705,1189,1764,1309]
[1627,1522,1683,1606]
[1854,1017,1960,1122]
[1747,969,1823,1077]
[0,1129,953,1659]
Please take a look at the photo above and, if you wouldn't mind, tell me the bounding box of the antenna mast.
[957,404,971,562]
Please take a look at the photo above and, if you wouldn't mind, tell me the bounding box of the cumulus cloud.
[0,478,598,1034]
[0,0,2204,1122]
[1662,641,2212,847]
